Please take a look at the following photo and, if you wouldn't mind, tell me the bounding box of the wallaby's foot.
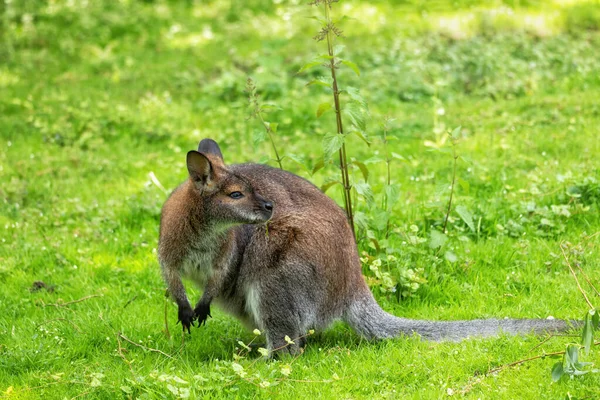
[268,333,306,358]
[194,302,212,326]
[178,306,196,334]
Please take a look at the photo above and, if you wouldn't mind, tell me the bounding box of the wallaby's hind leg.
[263,315,305,356]
[249,279,308,357]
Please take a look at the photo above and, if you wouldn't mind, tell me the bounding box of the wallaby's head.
[186,139,273,225]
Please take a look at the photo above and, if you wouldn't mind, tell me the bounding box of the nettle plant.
[298,0,448,301]
[300,0,369,236]
[299,1,427,298]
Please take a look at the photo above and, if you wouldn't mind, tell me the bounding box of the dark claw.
[194,302,212,327]
[178,306,196,334]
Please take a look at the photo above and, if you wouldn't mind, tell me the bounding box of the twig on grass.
[148,171,168,195]
[70,388,96,400]
[42,294,103,308]
[574,261,600,298]
[441,143,458,234]
[116,333,136,379]
[37,318,82,333]
[526,333,579,354]
[488,342,600,376]
[583,231,600,242]
[486,350,566,375]
[118,332,174,359]
[460,342,600,395]
[123,295,138,309]
[560,243,594,309]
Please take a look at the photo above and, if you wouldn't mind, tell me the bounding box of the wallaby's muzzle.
[256,195,274,222]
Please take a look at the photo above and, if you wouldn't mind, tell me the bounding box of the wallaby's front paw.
[177,307,196,334]
[194,302,212,327]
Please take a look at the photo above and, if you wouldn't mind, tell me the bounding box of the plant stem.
[383,122,391,237]
[246,78,284,169]
[560,243,595,309]
[442,143,458,234]
[485,342,600,376]
[257,111,284,169]
[324,3,355,236]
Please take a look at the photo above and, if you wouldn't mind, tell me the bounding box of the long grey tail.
[344,292,574,342]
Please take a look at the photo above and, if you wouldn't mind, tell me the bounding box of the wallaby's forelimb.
[162,267,195,333]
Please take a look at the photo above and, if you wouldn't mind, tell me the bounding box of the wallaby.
[158,139,572,355]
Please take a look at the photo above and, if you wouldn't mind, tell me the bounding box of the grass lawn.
[1,0,600,398]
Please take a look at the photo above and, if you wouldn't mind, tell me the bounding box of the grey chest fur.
[181,246,217,285]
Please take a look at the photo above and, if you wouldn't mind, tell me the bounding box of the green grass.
[1,0,600,398]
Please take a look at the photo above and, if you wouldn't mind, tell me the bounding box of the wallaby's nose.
[263,201,273,212]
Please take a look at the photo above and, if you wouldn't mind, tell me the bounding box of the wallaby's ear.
[186,150,212,186]
[198,139,224,162]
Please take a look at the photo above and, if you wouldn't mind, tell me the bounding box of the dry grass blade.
[560,243,594,309]
[42,294,104,308]
[118,332,174,359]
[38,318,82,333]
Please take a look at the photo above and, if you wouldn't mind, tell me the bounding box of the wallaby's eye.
[229,191,244,199]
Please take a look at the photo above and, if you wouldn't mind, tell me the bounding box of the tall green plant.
[246,78,284,169]
[301,0,368,237]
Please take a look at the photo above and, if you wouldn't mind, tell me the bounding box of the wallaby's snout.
[255,193,274,221]
[263,200,273,213]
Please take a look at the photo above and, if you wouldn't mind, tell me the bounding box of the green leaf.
[592,309,599,329]
[316,102,332,118]
[231,362,246,377]
[253,129,267,146]
[456,205,475,232]
[565,344,579,366]
[280,364,292,377]
[306,15,327,24]
[354,182,374,204]
[354,211,369,231]
[260,104,280,112]
[341,60,360,76]
[429,230,447,249]
[582,310,594,354]
[322,133,345,159]
[333,44,345,55]
[344,102,367,132]
[298,61,322,74]
[321,180,341,193]
[306,79,331,88]
[237,340,251,351]
[285,153,309,171]
[364,155,385,164]
[269,122,278,133]
[385,184,401,210]
[346,87,367,108]
[312,158,326,175]
[351,130,371,145]
[551,362,564,382]
[316,54,334,60]
[450,125,462,139]
[257,347,269,357]
[444,251,458,263]
[459,155,473,164]
[353,160,369,182]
